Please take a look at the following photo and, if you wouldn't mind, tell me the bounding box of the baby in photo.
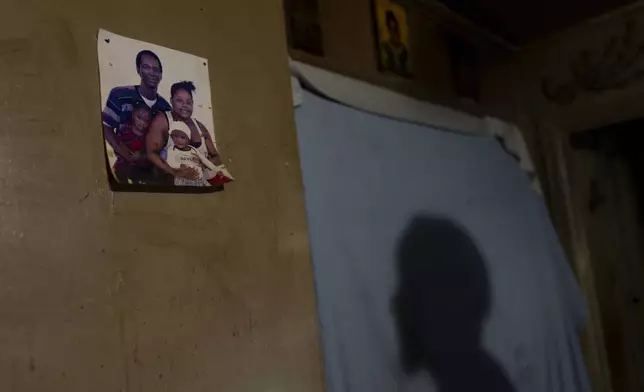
[166,122,233,187]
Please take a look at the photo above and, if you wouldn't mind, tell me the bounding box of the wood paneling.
[289,0,487,116]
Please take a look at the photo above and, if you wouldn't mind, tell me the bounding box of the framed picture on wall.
[446,33,480,103]
[284,0,324,56]
[97,30,234,193]
[373,0,412,78]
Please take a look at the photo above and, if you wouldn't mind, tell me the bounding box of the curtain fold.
[289,60,541,193]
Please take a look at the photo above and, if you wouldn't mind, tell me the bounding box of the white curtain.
[293,85,589,391]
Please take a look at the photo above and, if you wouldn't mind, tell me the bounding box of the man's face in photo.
[138,54,162,90]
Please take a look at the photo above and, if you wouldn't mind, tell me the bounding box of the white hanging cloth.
[289,59,541,194]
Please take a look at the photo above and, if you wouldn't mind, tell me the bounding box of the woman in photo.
[146,81,232,185]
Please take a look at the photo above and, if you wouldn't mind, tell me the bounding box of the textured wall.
[0,0,323,391]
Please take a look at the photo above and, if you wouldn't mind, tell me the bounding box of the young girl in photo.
[112,103,153,184]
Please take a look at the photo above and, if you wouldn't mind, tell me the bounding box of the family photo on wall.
[97,29,233,193]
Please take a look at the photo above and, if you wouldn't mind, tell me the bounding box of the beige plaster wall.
[0,0,324,391]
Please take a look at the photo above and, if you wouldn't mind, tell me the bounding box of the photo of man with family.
[98,30,233,192]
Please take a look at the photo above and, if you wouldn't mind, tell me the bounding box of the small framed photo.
[446,33,480,103]
[373,0,412,78]
[97,29,234,193]
[284,0,324,56]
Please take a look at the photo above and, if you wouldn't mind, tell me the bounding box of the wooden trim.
[396,0,518,52]
[550,128,614,392]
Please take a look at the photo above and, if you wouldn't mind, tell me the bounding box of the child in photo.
[112,102,153,183]
[166,122,233,187]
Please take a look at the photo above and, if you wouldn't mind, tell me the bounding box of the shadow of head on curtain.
[392,215,516,392]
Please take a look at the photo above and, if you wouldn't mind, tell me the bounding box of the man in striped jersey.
[102,50,171,173]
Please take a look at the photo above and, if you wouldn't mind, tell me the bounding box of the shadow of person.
[393,215,516,392]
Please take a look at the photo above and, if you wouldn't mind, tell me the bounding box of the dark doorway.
[570,119,644,392]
